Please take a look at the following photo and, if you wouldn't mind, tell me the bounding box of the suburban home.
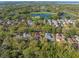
[22,32,31,40]
[47,19,52,25]
[27,19,34,26]
[67,36,78,44]
[6,19,15,25]
[56,33,65,42]
[34,31,41,40]
[75,35,79,42]
[43,19,48,25]
[15,32,22,39]
[0,19,3,24]
[52,20,59,27]
[45,32,54,41]
[75,35,79,48]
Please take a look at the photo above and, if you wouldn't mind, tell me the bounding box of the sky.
[0,0,79,1]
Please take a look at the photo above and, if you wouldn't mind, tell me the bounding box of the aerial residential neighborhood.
[0,1,79,58]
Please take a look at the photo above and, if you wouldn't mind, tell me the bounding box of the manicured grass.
[31,12,55,14]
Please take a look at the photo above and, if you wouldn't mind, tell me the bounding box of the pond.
[31,12,53,19]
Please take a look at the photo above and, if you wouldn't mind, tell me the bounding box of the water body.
[31,12,53,19]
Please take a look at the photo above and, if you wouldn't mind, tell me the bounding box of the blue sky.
[0,0,79,1]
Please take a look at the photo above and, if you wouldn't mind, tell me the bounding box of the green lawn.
[30,12,56,14]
